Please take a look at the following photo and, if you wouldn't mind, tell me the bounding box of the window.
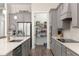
[17,22,31,37]
[0,9,5,37]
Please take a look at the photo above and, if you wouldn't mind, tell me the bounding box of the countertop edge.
[52,36,79,55]
[0,37,30,56]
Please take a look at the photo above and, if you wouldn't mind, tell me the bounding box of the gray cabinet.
[49,9,57,36]
[57,3,71,28]
[71,3,79,28]
[26,38,30,56]
[54,40,62,56]
[51,38,62,56]
[22,39,30,56]
[50,38,56,55]
[0,3,4,8]
[22,40,27,56]
[17,11,31,22]
[61,44,79,56]
[61,3,71,20]
[13,45,22,56]
[51,38,79,56]
[6,39,30,56]
[61,45,66,56]
[9,11,31,33]
[66,48,78,56]
[57,4,63,28]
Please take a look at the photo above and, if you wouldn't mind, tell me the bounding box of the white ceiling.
[6,3,59,13]
[32,3,59,12]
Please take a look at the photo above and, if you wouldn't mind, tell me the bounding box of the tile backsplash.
[63,28,79,41]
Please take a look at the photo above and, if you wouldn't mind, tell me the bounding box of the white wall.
[63,28,79,41]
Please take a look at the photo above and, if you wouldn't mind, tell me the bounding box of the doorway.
[33,12,49,49]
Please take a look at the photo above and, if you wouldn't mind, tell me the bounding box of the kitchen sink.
[9,40,22,42]
[58,39,79,43]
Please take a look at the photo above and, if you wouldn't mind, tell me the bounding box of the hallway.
[31,45,53,56]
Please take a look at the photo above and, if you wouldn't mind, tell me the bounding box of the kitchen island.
[0,36,30,56]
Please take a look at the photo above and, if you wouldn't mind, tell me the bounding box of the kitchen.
[0,3,79,56]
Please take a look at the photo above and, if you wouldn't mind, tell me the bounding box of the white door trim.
[32,11,50,49]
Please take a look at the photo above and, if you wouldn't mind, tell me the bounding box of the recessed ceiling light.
[14,16,17,20]
[2,10,6,15]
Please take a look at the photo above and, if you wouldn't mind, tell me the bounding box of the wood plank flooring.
[31,45,53,56]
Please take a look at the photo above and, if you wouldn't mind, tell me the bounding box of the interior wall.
[31,3,59,49]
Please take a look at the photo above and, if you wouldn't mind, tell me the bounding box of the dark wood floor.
[31,45,53,56]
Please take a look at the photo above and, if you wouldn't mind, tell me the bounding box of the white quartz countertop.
[0,36,30,56]
[63,43,79,55]
[52,36,79,55]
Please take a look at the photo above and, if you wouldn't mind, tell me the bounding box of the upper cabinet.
[49,9,58,36]
[60,3,71,20]
[9,11,31,32]
[57,4,63,28]
[70,3,79,28]
[0,3,5,9]
[56,3,72,29]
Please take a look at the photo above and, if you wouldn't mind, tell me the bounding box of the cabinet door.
[13,45,22,56]
[61,3,71,20]
[49,9,57,36]
[24,39,30,56]
[61,45,66,56]
[52,39,56,56]
[0,3,4,8]
[70,3,78,27]
[52,10,57,36]
[50,38,55,55]
[23,12,31,22]
[54,40,62,56]
[9,13,17,31]
[62,4,69,14]
[57,5,63,28]
[55,41,62,56]
[22,41,26,56]
[66,48,79,56]
[51,38,54,49]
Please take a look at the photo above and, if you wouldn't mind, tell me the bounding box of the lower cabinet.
[51,38,56,55]
[54,40,62,56]
[6,39,30,56]
[51,38,79,56]
[66,48,79,56]
[22,41,27,56]
[51,38,62,56]
[22,39,30,56]
[13,45,22,56]
[61,45,66,56]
